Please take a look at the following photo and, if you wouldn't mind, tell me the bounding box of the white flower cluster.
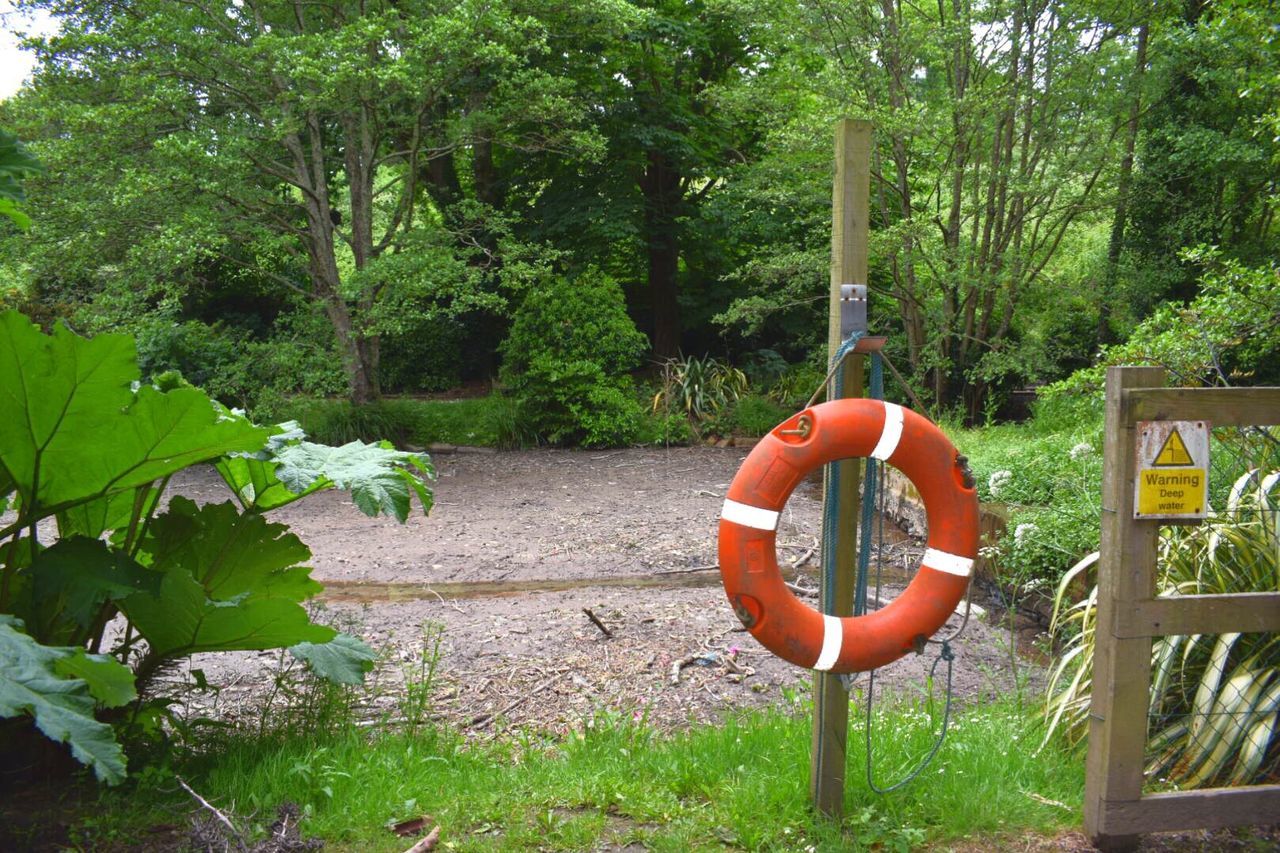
[1069,442,1093,460]
[988,469,1013,498]
[1014,522,1038,545]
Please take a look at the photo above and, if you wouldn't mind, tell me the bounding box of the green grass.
[281,395,511,448]
[69,697,1081,851]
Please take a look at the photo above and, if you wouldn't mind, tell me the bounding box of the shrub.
[377,316,466,393]
[1043,249,1280,397]
[499,268,648,447]
[134,307,346,416]
[730,395,792,436]
[651,354,749,422]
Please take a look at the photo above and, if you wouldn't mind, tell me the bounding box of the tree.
[9,0,603,403]
[1120,0,1279,316]
[509,0,782,360]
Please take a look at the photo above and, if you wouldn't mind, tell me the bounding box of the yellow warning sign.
[1134,420,1210,519]
[1136,469,1205,515]
[1153,429,1193,466]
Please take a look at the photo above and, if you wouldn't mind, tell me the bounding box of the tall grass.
[282,396,510,448]
[79,696,1081,851]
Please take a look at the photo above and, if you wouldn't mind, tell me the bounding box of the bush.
[284,396,508,448]
[730,394,792,436]
[134,307,346,416]
[378,316,466,393]
[499,268,649,447]
[1044,249,1280,397]
[950,397,1105,596]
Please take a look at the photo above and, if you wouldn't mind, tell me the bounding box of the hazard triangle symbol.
[1153,429,1193,466]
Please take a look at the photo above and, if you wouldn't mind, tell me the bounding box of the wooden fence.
[1084,366,1280,850]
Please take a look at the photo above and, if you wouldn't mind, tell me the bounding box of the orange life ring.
[718,399,979,673]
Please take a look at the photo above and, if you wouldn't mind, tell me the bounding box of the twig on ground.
[583,608,613,638]
[670,653,699,685]
[424,586,465,613]
[177,776,247,853]
[654,564,717,575]
[789,543,818,568]
[401,825,441,853]
[786,580,817,597]
[468,670,571,729]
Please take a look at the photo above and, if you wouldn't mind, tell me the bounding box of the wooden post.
[1084,365,1165,851]
[810,118,871,820]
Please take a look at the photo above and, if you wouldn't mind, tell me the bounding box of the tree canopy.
[2,0,1276,416]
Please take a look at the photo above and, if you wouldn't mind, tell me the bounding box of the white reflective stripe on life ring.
[813,614,843,671]
[870,402,904,461]
[922,548,975,577]
[721,498,780,531]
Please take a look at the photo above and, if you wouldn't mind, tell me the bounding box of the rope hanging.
[815,334,963,793]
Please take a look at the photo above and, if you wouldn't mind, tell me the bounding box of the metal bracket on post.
[841,284,867,339]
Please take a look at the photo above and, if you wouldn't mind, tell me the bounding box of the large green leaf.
[290,633,378,686]
[125,568,333,656]
[56,487,160,540]
[0,616,130,785]
[274,440,434,522]
[0,311,268,516]
[122,498,333,657]
[27,537,160,644]
[54,648,138,708]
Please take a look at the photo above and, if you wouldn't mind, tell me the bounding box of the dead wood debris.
[181,778,321,853]
[582,607,613,639]
[400,825,441,853]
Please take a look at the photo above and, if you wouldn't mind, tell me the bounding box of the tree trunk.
[1099,20,1148,345]
[641,150,683,360]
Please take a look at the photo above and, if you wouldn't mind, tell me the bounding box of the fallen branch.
[670,653,699,685]
[402,825,441,853]
[582,608,613,639]
[786,580,817,597]
[788,544,818,568]
[177,776,247,853]
[653,564,717,575]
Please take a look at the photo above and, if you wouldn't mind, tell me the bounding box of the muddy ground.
[164,445,1040,735]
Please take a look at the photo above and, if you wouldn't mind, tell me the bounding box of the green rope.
[865,640,956,793]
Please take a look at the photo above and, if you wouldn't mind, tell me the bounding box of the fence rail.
[1084,366,1280,851]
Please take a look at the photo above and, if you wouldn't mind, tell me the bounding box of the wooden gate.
[1085,366,1280,850]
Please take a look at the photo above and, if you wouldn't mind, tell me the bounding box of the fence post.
[810,117,870,820]
[1084,365,1165,851]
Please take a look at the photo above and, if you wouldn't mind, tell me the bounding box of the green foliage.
[284,396,508,448]
[377,317,466,394]
[499,268,649,447]
[1046,251,1280,395]
[1046,469,1280,788]
[133,311,347,416]
[0,616,133,784]
[273,440,434,523]
[729,395,792,437]
[950,396,1106,593]
[651,354,749,421]
[69,695,1078,850]
[0,128,43,229]
[0,311,430,782]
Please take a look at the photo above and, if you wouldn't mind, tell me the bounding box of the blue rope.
[820,332,865,615]
[819,334,882,618]
[816,339,957,792]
